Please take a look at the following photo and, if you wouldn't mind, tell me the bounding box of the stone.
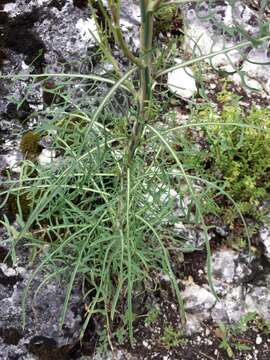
[0,229,82,359]
[38,148,56,166]
[167,59,197,98]
[211,286,246,323]
[185,314,203,335]
[245,286,270,321]
[182,283,216,318]
[103,0,141,50]
[182,0,270,97]
[211,249,255,293]
[75,17,100,43]
[256,335,263,345]
[212,249,237,285]
[259,225,270,260]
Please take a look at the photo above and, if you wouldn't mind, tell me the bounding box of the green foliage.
[174,89,270,223]
[144,306,160,326]
[255,316,270,335]
[216,312,257,358]
[161,323,187,349]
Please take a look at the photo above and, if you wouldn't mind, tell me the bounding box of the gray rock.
[185,314,203,335]
[182,0,270,97]
[211,286,246,323]
[184,249,265,333]
[167,59,197,99]
[245,286,270,320]
[0,229,82,359]
[212,249,237,285]
[183,283,216,318]
[259,225,270,260]
[103,0,141,51]
[211,249,255,293]
[33,2,98,68]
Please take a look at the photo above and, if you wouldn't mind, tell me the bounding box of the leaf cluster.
[173,89,270,222]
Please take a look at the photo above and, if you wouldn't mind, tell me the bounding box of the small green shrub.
[216,312,257,358]
[144,306,160,326]
[161,323,187,349]
[174,91,270,223]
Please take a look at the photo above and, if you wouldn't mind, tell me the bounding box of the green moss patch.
[20,131,42,160]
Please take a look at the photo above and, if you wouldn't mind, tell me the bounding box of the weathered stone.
[245,286,270,320]
[0,228,82,359]
[183,283,216,317]
[182,0,270,97]
[167,59,197,99]
[211,286,246,323]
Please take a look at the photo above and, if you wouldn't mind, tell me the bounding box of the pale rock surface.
[167,59,197,98]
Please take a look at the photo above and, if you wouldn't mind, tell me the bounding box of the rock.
[173,222,206,249]
[182,1,270,97]
[38,148,56,166]
[259,225,270,260]
[0,229,82,359]
[245,286,270,320]
[33,2,99,68]
[256,334,263,345]
[185,314,203,335]
[182,283,216,319]
[0,150,23,174]
[211,249,255,293]
[212,249,238,285]
[167,59,197,98]
[103,0,141,50]
[183,2,244,71]
[75,17,100,43]
[0,0,105,119]
[231,42,270,94]
[183,248,265,333]
[211,286,246,323]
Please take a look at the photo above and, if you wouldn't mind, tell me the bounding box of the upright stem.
[128,0,154,162]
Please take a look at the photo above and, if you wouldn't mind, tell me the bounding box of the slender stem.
[108,0,144,68]
[128,0,154,162]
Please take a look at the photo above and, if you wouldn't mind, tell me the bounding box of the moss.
[20,131,42,160]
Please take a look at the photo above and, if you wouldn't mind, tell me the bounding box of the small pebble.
[256,335,263,345]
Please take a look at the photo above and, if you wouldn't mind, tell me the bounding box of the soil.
[74,262,270,359]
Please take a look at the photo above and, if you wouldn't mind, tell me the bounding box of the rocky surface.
[0,228,82,359]
[183,0,270,97]
[167,59,197,99]
[0,1,99,358]
[183,248,270,331]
